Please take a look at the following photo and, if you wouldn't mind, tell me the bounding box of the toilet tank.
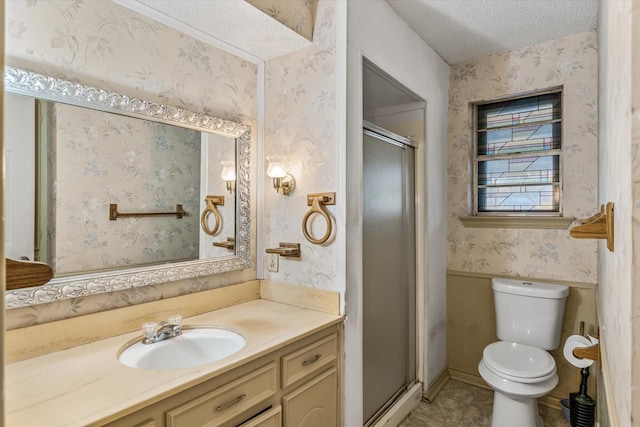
[492,278,569,350]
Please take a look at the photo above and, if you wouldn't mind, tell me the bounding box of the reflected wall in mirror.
[5,67,251,308]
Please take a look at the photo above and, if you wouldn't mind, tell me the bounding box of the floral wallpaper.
[49,103,201,273]
[246,0,315,41]
[5,0,257,123]
[262,0,338,290]
[5,0,258,327]
[447,31,599,284]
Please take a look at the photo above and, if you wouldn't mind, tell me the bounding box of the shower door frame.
[362,121,421,427]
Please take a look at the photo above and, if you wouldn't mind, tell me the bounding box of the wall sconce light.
[267,156,296,196]
[220,161,236,194]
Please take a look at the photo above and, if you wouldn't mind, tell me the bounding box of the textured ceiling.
[386,0,599,65]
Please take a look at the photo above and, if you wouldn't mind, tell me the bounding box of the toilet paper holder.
[572,342,600,364]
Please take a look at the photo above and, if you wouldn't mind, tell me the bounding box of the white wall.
[1,3,5,425]
[346,0,450,424]
[598,1,639,425]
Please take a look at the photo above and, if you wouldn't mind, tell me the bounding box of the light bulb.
[267,160,286,178]
[220,162,236,181]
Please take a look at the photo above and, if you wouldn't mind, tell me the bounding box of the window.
[473,91,562,215]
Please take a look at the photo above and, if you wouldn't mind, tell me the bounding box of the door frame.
[343,51,427,426]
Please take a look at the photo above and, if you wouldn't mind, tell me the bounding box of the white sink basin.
[118,328,246,370]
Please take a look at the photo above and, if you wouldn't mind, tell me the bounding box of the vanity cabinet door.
[282,368,337,427]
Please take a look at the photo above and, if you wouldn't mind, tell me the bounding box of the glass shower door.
[362,127,416,425]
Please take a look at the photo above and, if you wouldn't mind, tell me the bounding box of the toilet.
[478,278,569,427]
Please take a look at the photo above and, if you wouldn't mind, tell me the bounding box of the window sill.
[459,216,575,230]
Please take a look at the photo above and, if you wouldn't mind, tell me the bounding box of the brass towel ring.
[302,193,335,245]
[200,196,224,236]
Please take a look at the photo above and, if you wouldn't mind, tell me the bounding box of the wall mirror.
[4,66,251,308]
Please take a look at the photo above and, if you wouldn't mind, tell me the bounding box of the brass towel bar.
[109,203,185,221]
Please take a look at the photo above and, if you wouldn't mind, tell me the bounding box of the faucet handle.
[168,315,182,328]
[142,322,158,340]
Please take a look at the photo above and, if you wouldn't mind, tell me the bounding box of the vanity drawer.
[166,362,277,427]
[281,334,337,389]
[238,405,282,427]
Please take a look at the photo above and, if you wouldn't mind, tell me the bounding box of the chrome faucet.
[141,315,183,344]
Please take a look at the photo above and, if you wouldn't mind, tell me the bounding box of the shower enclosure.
[362,122,417,425]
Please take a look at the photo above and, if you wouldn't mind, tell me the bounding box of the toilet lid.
[483,342,556,382]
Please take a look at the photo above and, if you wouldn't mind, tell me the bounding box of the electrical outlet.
[266,253,279,272]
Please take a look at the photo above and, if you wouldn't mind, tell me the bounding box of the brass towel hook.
[200,195,224,236]
[266,242,301,257]
[302,192,336,245]
[213,237,235,250]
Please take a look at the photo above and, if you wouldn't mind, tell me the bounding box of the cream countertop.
[5,299,343,427]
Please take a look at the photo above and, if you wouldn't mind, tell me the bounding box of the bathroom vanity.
[5,292,343,427]
[107,325,339,427]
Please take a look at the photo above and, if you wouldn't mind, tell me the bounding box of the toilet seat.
[483,341,556,384]
[479,359,558,399]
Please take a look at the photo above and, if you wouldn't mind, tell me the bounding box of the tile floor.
[398,379,571,427]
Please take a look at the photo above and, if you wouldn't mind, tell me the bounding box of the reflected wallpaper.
[51,103,201,273]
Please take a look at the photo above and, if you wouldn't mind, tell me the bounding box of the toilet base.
[490,390,543,427]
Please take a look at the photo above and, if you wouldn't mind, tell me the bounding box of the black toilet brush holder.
[569,367,596,427]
